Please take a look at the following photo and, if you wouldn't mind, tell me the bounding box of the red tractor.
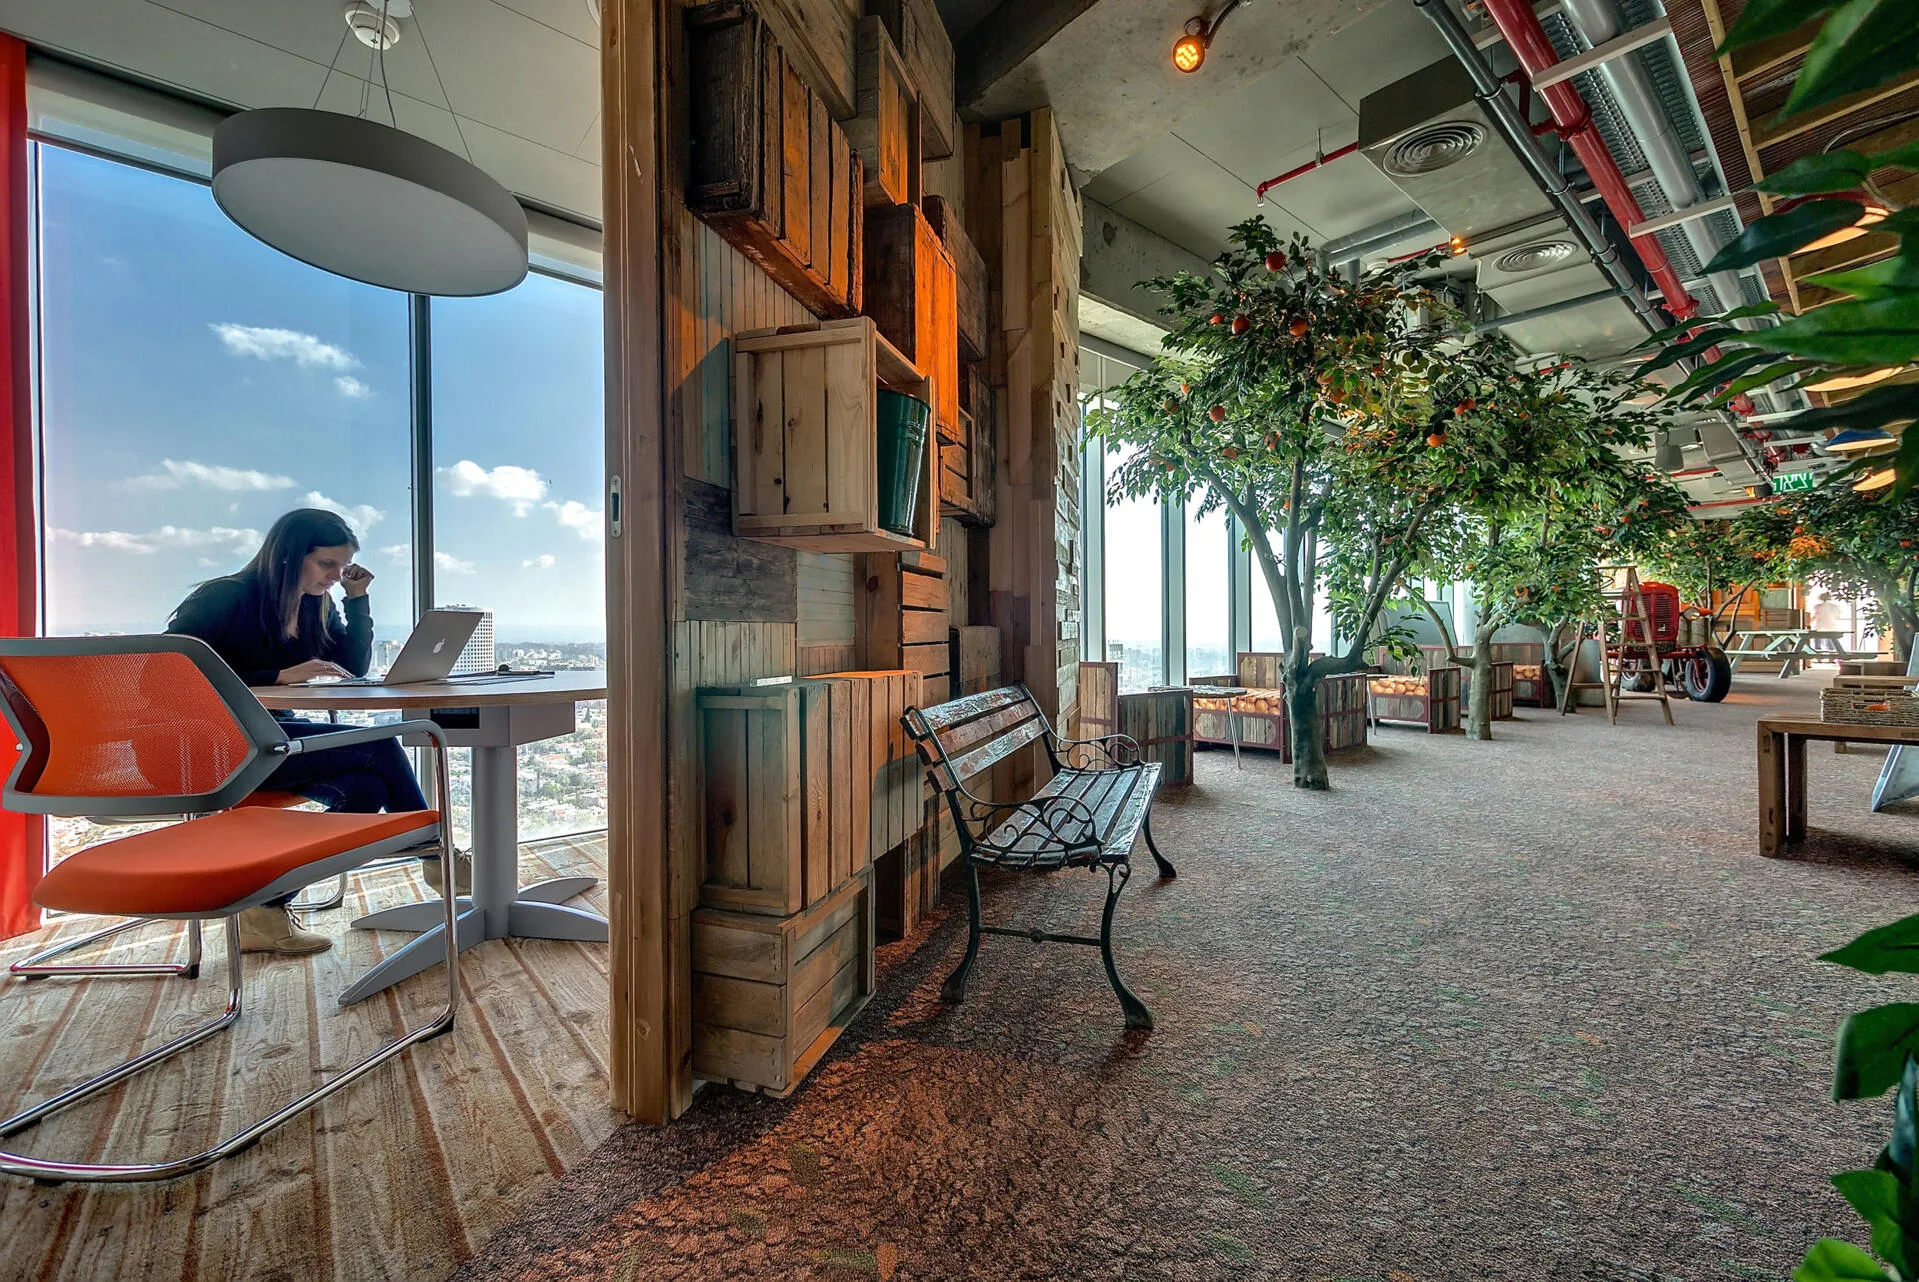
[1615,578,1733,702]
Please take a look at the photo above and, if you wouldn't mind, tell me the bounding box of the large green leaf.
[1722,0,1845,55]
[1761,149,1875,196]
[1641,330,1742,377]
[1706,201,1872,274]
[1836,1004,1919,1101]
[1777,383,1919,432]
[1629,303,1780,351]
[1823,917,1919,975]
[1793,1237,1891,1281]
[1743,295,1919,366]
[1784,0,1919,120]
[1868,140,1919,172]
[1711,359,1828,406]
[1882,1057,1919,1180]
[1834,1169,1914,1276]
[1803,257,1919,300]
[1669,349,1787,403]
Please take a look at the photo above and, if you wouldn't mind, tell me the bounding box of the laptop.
[306,608,485,686]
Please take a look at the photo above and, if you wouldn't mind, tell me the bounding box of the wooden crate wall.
[846,16,918,208]
[857,549,951,705]
[685,1,863,319]
[692,871,875,1096]
[862,202,959,439]
[866,0,955,159]
[1489,641,1550,707]
[921,195,987,362]
[950,625,1000,695]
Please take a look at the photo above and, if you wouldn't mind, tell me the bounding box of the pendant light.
[212,3,527,296]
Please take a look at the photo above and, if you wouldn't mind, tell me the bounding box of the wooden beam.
[1752,67,1919,153]
[954,0,1102,110]
[602,0,678,1123]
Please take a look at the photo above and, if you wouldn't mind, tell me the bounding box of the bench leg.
[1101,863,1154,1031]
[1143,810,1176,880]
[939,862,983,1006]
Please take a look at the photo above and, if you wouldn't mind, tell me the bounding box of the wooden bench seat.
[903,685,1174,1029]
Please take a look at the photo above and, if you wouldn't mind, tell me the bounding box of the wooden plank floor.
[0,834,620,1282]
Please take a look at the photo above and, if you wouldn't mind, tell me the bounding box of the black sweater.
[167,575,374,687]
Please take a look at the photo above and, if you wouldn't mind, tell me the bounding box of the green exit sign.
[1772,470,1821,493]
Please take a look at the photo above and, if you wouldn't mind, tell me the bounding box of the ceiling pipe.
[1557,0,1751,320]
[1472,287,1627,332]
[1475,0,1699,319]
[1255,142,1360,204]
[1319,210,1441,261]
[1412,0,1666,333]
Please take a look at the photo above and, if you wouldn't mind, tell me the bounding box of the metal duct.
[1557,0,1751,323]
[1320,209,1443,267]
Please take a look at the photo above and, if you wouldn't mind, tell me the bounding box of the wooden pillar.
[602,0,680,1123]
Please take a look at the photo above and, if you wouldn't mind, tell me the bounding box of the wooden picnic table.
[1724,629,1854,678]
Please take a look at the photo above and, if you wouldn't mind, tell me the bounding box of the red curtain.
[0,33,42,940]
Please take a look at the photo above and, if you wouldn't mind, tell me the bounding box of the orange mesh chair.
[0,635,457,1184]
[8,788,309,982]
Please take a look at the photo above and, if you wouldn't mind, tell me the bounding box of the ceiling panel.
[1296,2,1454,113]
[491,0,602,48]
[1081,132,1197,207]
[1259,153,1426,245]
[1110,153,1307,261]
[419,0,598,154]
[1168,60,1358,190]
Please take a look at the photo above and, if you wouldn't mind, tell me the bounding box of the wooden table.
[1725,629,1850,678]
[256,670,608,1004]
[1756,715,1919,857]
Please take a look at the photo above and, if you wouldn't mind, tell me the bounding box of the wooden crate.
[692,870,875,1096]
[846,17,918,209]
[733,317,938,552]
[862,202,959,441]
[1486,660,1515,721]
[1489,642,1550,707]
[816,669,925,867]
[1236,651,1285,688]
[921,195,987,362]
[857,549,949,699]
[940,364,995,524]
[1192,675,1369,762]
[1119,688,1193,786]
[867,0,954,159]
[699,677,863,916]
[950,625,1000,695]
[686,2,864,318]
[1369,667,1463,733]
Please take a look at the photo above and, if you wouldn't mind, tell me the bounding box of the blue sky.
[34,143,605,643]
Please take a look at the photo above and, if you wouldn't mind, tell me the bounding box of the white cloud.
[379,543,411,561]
[334,375,373,399]
[435,551,476,575]
[304,491,384,533]
[51,525,260,557]
[124,459,297,493]
[522,554,557,570]
[440,460,548,516]
[545,499,603,541]
[210,323,359,371]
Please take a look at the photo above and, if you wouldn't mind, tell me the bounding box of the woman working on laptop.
[168,507,463,955]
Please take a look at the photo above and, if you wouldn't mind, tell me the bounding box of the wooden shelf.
[733,316,939,552]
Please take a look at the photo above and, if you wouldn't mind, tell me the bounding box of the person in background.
[1810,591,1847,659]
[168,507,467,955]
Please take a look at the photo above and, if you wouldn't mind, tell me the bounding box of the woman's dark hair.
[241,508,360,640]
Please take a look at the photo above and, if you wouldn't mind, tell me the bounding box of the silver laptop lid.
[384,609,486,684]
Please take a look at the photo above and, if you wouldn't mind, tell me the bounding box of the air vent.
[1381,122,1486,178]
[1493,240,1580,274]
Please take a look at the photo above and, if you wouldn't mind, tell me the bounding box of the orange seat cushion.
[35,807,441,917]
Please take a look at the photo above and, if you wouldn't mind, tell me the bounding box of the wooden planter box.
[862,202,958,440]
[845,17,918,209]
[1120,688,1194,786]
[699,677,864,916]
[733,317,937,552]
[693,870,875,1097]
[1193,673,1369,762]
[686,1,863,318]
[1369,667,1463,733]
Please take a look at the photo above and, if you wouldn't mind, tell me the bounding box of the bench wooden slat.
[915,685,1029,733]
[980,762,1155,867]
[940,702,1039,761]
[945,713,1045,783]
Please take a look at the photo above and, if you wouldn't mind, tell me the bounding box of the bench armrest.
[969,792,1102,860]
[1048,732,1140,769]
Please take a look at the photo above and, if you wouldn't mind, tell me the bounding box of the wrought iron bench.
[903,684,1175,1030]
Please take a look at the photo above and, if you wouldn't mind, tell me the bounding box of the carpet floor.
[460,675,1919,1282]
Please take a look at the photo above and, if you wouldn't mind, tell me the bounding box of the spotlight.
[1174,27,1207,72]
[1450,235,1466,256]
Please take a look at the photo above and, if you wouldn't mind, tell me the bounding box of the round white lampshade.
[212,108,528,296]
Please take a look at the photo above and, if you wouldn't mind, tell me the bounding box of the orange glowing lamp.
[1173,31,1206,72]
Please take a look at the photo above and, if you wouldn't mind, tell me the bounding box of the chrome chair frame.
[0,636,461,1184]
[10,916,206,980]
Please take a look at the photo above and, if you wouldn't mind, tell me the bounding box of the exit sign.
[1772,470,1821,493]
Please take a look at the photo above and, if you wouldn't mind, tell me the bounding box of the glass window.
[1103,444,1162,693]
[1251,536,1285,655]
[35,142,414,638]
[430,276,607,842]
[1185,501,1230,680]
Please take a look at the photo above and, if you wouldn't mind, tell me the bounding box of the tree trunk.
[1465,617,1497,740]
[1881,596,1916,664]
[1284,665,1328,790]
[1542,619,1574,710]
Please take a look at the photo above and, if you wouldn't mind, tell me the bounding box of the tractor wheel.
[1683,651,1732,703]
[1618,656,1656,693]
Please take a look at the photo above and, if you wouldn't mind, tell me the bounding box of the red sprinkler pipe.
[1477,0,1698,320]
[1256,143,1359,203]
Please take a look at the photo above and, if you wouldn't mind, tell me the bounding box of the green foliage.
[1793,1236,1894,1281]
[1838,1005,1919,1102]
[1824,917,1919,977]
[1739,483,1919,658]
[1640,517,1769,605]
[1666,1,1919,500]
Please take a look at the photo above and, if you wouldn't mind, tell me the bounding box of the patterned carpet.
[460,675,1919,1282]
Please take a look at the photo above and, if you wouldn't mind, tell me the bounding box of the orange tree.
[1088,217,1536,788]
[1641,511,1770,608]
[1409,342,1690,737]
[1740,481,1919,661]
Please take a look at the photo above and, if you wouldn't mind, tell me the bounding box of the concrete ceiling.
[0,0,602,224]
[973,0,1460,264]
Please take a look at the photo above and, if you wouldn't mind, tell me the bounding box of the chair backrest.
[903,684,1048,794]
[0,635,288,817]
